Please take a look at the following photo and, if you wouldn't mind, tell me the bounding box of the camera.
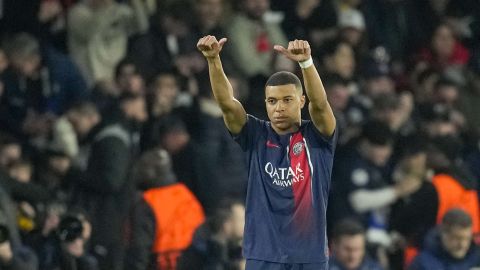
[0,224,9,243]
[57,216,83,243]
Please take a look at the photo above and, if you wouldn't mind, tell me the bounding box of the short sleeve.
[231,114,264,151]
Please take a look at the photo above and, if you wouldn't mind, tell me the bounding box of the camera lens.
[58,216,83,243]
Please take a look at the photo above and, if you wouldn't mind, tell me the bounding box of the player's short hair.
[265,71,303,94]
[441,209,472,231]
[332,218,365,241]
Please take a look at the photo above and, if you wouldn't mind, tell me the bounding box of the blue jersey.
[233,114,338,263]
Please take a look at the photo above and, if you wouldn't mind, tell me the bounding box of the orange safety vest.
[403,173,480,269]
[143,183,205,270]
[432,174,479,233]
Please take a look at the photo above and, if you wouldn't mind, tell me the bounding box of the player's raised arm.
[274,40,336,137]
[197,35,247,134]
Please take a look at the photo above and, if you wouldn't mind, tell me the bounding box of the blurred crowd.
[0,0,479,269]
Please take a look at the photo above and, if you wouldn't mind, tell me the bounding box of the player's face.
[265,84,305,134]
[334,234,365,270]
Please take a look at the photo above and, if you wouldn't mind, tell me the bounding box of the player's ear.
[300,95,306,109]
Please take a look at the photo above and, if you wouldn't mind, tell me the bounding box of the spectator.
[68,0,148,86]
[431,77,460,108]
[141,72,192,151]
[417,103,465,162]
[48,101,101,160]
[193,0,227,38]
[320,39,356,84]
[411,68,440,104]
[337,9,367,59]
[329,219,383,270]
[113,59,145,96]
[389,141,438,267]
[273,0,338,47]
[409,209,480,269]
[177,199,246,270]
[127,1,198,81]
[125,148,205,270]
[361,52,395,99]
[27,211,98,270]
[329,121,421,249]
[7,159,33,184]
[0,135,22,171]
[1,33,87,139]
[226,0,291,79]
[36,150,78,203]
[0,186,38,270]
[322,74,361,145]
[0,136,50,205]
[151,118,199,196]
[416,23,470,72]
[370,93,414,134]
[55,214,98,270]
[89,59,143,114]
[76,93,146,270]
[36,0,72,53]
[389,138,479,267]
[191,83,248,214]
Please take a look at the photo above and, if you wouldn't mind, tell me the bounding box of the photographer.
[27,210,98,270]
[54,215,98,270]
[0,186,38,270]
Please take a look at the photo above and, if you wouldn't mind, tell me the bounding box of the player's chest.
[256,134,311,188]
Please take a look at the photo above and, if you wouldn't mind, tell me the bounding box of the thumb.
[218,38,228,48]
[274,45,289,55]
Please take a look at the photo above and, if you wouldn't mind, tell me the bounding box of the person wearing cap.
[124,148,204,270]
[337,9,366,58]
[409,209,480,270]
[362,52,395,100]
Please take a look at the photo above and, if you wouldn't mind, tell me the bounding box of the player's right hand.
[197,35,227,58]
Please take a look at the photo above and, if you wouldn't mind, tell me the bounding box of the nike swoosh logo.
[266,140,280,148]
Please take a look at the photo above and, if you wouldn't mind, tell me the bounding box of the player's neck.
[272,123,300,135]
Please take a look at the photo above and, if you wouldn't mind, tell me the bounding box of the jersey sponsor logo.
[292,142,303,156]
[265,162,304,187]
[266,140,280,148]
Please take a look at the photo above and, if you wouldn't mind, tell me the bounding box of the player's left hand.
[274,40,311,62]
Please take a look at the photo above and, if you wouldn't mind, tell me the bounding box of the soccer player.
[197,35,337,270]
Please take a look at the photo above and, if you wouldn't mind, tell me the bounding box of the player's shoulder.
[300,119,338,147]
